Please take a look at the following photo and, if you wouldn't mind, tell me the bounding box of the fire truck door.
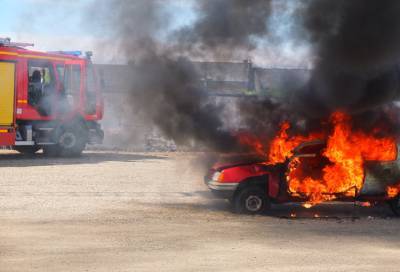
[0,62,15,126]
[64,61,82,112]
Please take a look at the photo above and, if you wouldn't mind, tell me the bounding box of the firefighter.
[28,70,42,106]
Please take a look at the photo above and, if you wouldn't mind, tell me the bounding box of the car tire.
[389,197,400,216]
[13,146,41,155]
[233,186,270,215]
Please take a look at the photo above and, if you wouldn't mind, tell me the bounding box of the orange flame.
[359,202,372,207]
[238,133,267,156]
[287,112,396,205]
[238,122,323,163]
[268,122,320,164]
[243,111,397,206]
[387,184,400,198]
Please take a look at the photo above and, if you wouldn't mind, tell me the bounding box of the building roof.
[94,62,310,97]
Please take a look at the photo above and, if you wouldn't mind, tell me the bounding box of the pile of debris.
[145,133,177,152]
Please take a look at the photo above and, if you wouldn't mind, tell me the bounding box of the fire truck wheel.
[43,122,87,157]
[389,197,400,216]
[13,146,41,155]
[233,186,270,215]
[57,123,87,157]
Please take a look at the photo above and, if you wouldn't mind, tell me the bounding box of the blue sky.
[0,0,195,62]
[0,0,195,37]
[0,0,91,35]
[0,0,309,66]
[0,0,196,62]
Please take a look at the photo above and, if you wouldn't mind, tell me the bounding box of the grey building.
[93,62,309,150]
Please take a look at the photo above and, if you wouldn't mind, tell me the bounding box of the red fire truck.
[0,38,103,156]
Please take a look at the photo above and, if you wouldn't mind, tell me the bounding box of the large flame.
[268,122,323,164]
[288,112,396,204]
[242,111,398,205]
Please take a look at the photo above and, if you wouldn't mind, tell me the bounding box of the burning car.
[205,112,400,215]
[205,140,400,215]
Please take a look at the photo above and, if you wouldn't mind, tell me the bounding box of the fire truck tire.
[43,122,87,157]
[57,123,87,157]
[233,186,270,215]
[13,146,41,155]
[389,197,400,216]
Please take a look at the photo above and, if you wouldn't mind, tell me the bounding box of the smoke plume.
[178,0,271,51]
[128,56,238,151]
[298,0,400,116]
[90,0,275,151]
[90,0,400,151]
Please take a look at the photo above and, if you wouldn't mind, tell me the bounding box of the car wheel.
[389,197,400,216]
[13,146,41,155]
[234,186,270,215]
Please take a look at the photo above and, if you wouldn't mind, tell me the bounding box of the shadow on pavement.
[0,151,167,167]
[161,190,400,220]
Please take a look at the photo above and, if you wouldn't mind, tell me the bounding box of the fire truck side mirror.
[85,51,93,59]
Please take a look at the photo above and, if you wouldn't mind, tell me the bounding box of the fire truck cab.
[0,38,103,156]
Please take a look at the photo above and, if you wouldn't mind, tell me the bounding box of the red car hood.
[211,154,267,171]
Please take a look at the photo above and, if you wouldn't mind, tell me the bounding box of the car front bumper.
[204,179,239,199]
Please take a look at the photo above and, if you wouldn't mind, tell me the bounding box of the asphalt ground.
[0,150,399,272]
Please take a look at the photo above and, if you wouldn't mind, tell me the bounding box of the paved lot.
[0,150,399,272]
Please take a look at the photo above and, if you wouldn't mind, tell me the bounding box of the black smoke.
[178,0,271,50]
[89,0,400,151]
[128,56,238,151]
[90,0,274,151]
[298,0,400,116]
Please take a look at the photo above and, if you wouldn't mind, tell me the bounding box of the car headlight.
[212,171,223,182]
